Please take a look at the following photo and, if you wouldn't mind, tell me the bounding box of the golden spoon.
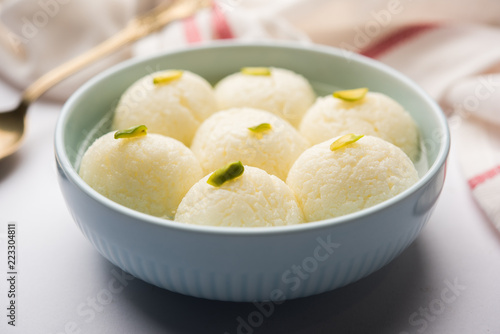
[0,0,211,161]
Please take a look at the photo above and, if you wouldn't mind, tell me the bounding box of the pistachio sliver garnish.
[153,70,183,85]
[241,67,271,76]
[114,125,148,139]
[207,161,244,187]
[248,123,272,134]
[330,134,364,151]
[333,87,368,102]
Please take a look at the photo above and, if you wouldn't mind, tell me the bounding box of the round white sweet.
[113,70,217,146]
[79,132,203,219]
[190,108,310,180]
[286,135,419,221]
[299,92,419,160]
[214,67,316,127]
[175,166,305,227]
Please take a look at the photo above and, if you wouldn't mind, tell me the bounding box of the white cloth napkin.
[281,0,500,229]
[1,0,499,229]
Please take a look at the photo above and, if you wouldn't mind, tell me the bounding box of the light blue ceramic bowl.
[55,42,449,302]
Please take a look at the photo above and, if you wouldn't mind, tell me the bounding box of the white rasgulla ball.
[287,135,419,221]
[79,132,203,219]
[175,166,305,227]
[113,70,217,146]
[299,92,419,160]
[214,67,316,127]
[190,108,310,180]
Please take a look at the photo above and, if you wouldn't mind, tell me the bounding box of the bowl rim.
[55,40,450,236]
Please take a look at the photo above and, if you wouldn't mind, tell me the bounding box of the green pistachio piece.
[241,67,271,76]
[333,87,368,102]
[330,134,364,151]
[207,161,244,187]
[153,70,183,85]
[114,125,148,139]
[248,123,272,134]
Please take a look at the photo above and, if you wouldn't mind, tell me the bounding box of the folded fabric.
[0,0,138,100]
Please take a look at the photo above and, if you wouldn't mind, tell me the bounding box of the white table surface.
[1,77,500,334]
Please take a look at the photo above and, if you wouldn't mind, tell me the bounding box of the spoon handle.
[21,0,211,103]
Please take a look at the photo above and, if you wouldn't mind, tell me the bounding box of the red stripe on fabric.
[211,2,235,39]
[183,16,202,44]
[361,23,440,59]
[468,165,500,189]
